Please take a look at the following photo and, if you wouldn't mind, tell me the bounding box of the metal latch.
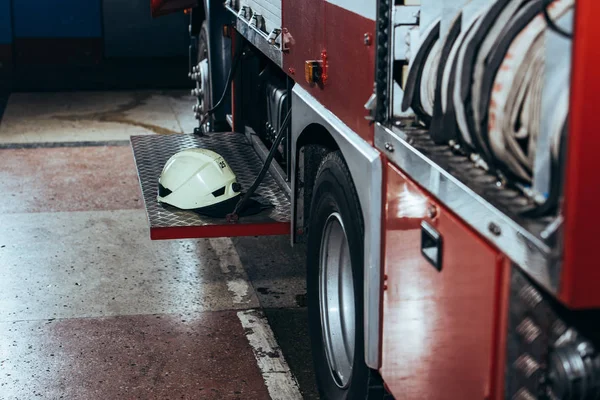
[421,221,443,271]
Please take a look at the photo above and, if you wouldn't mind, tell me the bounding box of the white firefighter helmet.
[157,148,241,212]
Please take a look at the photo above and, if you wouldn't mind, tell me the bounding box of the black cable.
[542,1,572,39]
[199,42,245,126]
[227,109,292,221]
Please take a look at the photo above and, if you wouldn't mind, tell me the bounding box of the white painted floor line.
[208,237,255,306]
[209,238,302,398]
[238,309,304,400]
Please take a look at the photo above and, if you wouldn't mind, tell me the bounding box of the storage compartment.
[381,162,503,399]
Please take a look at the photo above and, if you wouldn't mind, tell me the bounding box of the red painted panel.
[150,222,290,240]
[381,163,503,399]
[283,2,376,143]
[489,259,511,400]
[560,0,600,309]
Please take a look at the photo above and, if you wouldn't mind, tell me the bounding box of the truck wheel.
[193,21,213,133]
[306,151,370,400]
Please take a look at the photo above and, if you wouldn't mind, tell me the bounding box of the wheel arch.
[294,123,339,244]
[291,85,384,370]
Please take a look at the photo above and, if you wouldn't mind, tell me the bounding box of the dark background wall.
[12,0,103,65]
[0,0,12,82]
[103,0,188,58]
[0,0,191,90]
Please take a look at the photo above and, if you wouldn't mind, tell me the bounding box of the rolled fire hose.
[475,0,545,174]
[449,0,523,156]
[448,8,490,150]
[526,80,570,217]
[429,13,462,144]
[468,0,529,155]
[435,14,484,146]
[419,39,442,120]
[402,19,441,126]
[440,21,462,115]
[485,0,573,183]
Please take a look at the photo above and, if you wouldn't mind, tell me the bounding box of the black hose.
[227,109,292,220]
[542,0,573,39]
[199,42,245,126]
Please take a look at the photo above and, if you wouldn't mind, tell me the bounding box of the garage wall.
[13,1,102,37]
[12,0,103,65]
[103,0,189,58]
[4,0,188,66]
[0,0,13,74]
[1,0,191,90]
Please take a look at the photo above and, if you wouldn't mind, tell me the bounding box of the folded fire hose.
[428,12,462,143]
[448,10,487,150]
[468,0,530,157]
[402,19,441,126]
[400,0,574,216]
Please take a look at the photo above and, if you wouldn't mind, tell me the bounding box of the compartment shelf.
[131,133,291,240]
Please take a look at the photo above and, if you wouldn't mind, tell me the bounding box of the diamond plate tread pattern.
[131,133,290,237]
[402,127,553,238]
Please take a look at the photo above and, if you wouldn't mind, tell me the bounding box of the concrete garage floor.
[0,91,318,399]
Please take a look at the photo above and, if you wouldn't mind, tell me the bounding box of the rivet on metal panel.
[427,205,437,219]
[488,222,502,236]
[384,142,394,152]
[364,33,372,46]
[383,284,388,291]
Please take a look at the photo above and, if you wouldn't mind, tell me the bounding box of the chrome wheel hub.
[191,58,211,133]
[319,212,355,389]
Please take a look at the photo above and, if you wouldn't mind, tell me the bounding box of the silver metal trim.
[375,123,560,293]
[244,126,291,199]
[225,4,283,67]
[292,86,383,369]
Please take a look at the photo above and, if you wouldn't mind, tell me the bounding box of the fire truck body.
[140,0,600,398]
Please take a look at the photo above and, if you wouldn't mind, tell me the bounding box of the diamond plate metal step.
[131,133,291,240]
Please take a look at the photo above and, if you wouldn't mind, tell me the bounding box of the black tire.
[306,151,370,400]
[195,20,229,133]
[193,21,216,133]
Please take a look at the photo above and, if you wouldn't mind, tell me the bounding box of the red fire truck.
[133,0,600,398]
